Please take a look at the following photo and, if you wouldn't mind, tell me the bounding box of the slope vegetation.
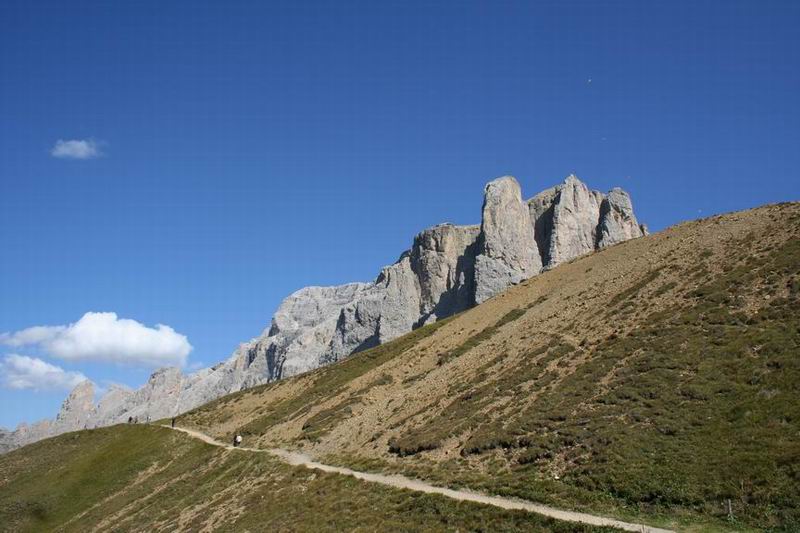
[0,424,612,532]
[178,202,800,531]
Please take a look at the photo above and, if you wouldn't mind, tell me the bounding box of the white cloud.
[1,354,89,392]
[0,325,64,346]
[50,139,103,159]
[2,312,192,368]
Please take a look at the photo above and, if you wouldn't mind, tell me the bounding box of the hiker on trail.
[128,416,133,424]
[146,415,151,423]
[171,417,175,428]
[233,434,242,448]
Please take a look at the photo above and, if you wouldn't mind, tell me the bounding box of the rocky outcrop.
[235,174,644,381]
[251,283,371,380]
[53,380,95,433]
[411,224,480,324]
[1,173,645,453]
[7,420,52,449]
[116,368,184,422]
[541,175,604,267]
[0,429,11,454]
[474,177,542,303]
[93,384,134,426]
[597,188,648,248]
[253,224,481,380]
[526,174,647,269]
[325,255,421,365]
[1,381,93,451]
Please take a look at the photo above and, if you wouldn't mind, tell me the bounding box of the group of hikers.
[126,415,150,424]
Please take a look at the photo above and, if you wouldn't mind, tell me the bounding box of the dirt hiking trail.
[164,425,673,533]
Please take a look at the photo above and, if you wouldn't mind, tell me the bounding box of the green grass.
[0,425,617,532]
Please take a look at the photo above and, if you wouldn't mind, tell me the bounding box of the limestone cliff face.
[3,381,94,451]
[528,175,647,269]
[474,177,542,304]
[248,223,481,381]
[228,174,644,382]
[597,188,648,248]
[7,420,52,450]
[118,368,184,422]
[542,175,604,267]
[256,283,371,380]
[411,224,480,324]
[1,173,645,453]
[93,384,134,426]
[53,380,95,433]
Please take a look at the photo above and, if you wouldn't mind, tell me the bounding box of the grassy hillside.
[0,424,613,532]
[179,202,800,532]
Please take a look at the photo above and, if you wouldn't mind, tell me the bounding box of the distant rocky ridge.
[0,175,646,452]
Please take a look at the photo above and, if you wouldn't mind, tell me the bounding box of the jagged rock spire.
[54,380,95,432]
[1,173,646,453]
[474,176,542,303]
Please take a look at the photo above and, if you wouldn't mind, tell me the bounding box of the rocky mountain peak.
[1,173,646,453]
[474,176,542,303]
[54,380,95,432]
[597,187,647,248]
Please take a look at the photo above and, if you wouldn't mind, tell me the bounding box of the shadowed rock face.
[2,174,645,452]
[411,224,481,324]
[544,175,604,267]
[527,175,647,269]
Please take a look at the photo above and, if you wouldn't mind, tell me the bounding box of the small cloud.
[0,354,89,392]
[50,139,103,159]
[2,312,192,368]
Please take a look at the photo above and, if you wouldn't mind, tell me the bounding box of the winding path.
[164,425,673,533]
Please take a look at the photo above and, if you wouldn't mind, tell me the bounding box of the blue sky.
[1,0,799,429]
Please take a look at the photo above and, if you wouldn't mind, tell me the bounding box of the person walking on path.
[171,417,176,428]
[233,434,243,448]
